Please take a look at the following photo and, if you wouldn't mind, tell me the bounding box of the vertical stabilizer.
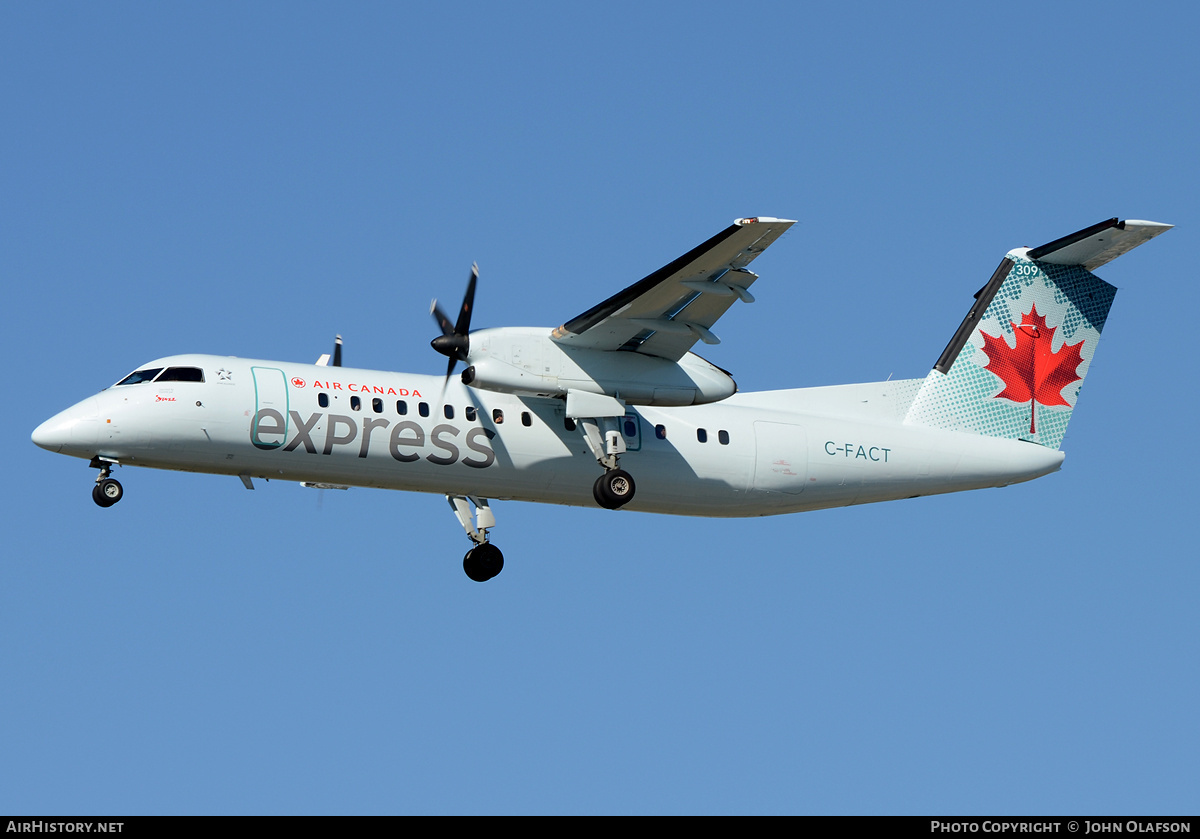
[904,218,1170,449]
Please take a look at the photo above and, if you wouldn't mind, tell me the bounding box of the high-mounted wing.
[551,217,796,361]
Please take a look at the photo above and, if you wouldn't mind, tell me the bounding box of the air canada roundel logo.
[291,377,306,388]
[979,303,1084,434]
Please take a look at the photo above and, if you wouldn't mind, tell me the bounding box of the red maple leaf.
[979,303,1085,434]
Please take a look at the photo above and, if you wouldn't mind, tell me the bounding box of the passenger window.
[419,402,430,418]
[521,412,532,427]
[623,419,636,437]
[465,406,476,422]
[564,417,576,432]
[116,368,163,386]
[318,393,329,408]
[397,400,407,415]
[373,397,383,414]
[493,409,504,424]
[697,428,708,443]
[718,430,730,445]
[350,395,361,411]
[444,405,454,420]
[655,424,666,440]
[157,367,205,382]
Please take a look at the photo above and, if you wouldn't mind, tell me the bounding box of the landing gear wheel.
[593,469,635,510]
[463,542,504,582]
[92,478,123,507]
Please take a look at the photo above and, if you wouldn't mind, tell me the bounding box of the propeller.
[430,263,478,385]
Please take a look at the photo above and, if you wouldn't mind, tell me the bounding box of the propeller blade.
[454,263,478,336]
[430,300,455,337]
[332,334,342,367]
[430,263,478,366]
[438,354,459,403]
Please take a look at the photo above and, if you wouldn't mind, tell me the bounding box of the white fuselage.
[33,353,1064,516]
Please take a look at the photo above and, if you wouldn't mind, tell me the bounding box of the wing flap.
[551,217,795,360]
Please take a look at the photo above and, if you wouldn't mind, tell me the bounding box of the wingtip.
[1122,219,1174,232]
[735,216,798,226]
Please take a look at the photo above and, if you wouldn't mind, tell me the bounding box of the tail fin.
[904,218,1171,449]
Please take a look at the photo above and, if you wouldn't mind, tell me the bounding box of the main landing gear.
[448,494,504,582]
[89,457,123,508]
[575,415,637,510]
[463,542,504,583]
[593,468,635,510]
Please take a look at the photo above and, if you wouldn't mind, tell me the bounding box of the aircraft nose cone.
[31,416,68,452]
[32,397,101,453]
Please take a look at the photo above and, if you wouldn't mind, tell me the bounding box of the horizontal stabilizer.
[1027,218,1172,271]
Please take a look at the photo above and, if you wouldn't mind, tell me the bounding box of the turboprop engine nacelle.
[458,327,736,406]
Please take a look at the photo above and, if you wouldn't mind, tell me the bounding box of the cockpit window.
[116,368,163,386]
[157,367,205,382]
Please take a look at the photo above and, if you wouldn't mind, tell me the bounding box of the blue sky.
[3,2,1196,815]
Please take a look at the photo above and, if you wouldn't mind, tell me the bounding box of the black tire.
[98,478,123,506]
[463,543,504,582]
[592,475,608,508]
[92,484,113,508]
[593,469,635,509]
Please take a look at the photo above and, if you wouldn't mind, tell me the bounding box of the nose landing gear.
[92,478,123,507]
[89,457,123,508]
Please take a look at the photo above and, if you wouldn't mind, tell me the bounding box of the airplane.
[32,215,1171,581]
